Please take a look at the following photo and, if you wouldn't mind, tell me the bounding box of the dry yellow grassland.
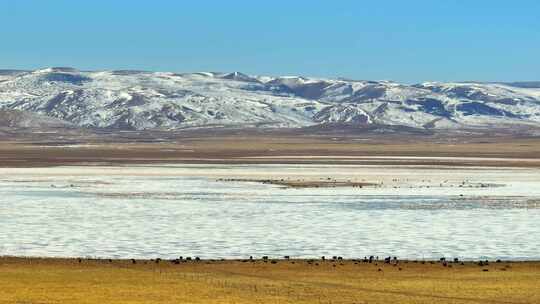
[1,258,539,304]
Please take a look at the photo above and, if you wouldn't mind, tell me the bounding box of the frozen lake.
[1,164,539,260]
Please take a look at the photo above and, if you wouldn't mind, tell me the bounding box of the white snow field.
[1,163,539,260]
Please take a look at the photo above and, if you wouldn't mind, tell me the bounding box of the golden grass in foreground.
[1,258,539,304]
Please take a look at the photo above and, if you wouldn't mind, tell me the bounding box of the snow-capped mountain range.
[1,67,539,131]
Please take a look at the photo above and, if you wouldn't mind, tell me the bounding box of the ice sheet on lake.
[1,164,539,260]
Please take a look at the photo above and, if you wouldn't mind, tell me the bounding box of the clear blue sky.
[1,0,539,83]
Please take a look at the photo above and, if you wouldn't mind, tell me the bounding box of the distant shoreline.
[2,133,540,168]
[3,256,539,263]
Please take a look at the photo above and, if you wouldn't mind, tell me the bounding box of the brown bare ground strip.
[1,134,540,167]
[217,178,376,188]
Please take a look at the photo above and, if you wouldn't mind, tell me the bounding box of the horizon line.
[1,66,539,85]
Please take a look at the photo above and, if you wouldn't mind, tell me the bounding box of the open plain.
[1,129,540,167]
[1,131,540,303]
[1,257,539,304]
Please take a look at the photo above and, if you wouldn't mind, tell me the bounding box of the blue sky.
[1,0,539,83]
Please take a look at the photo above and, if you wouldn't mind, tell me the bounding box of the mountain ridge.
[1,67,539,133]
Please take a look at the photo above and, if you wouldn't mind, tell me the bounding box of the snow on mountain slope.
[0,109,72,129]
[0,68,539,131]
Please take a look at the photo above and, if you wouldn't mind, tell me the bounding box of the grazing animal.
[131,259,136,264]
